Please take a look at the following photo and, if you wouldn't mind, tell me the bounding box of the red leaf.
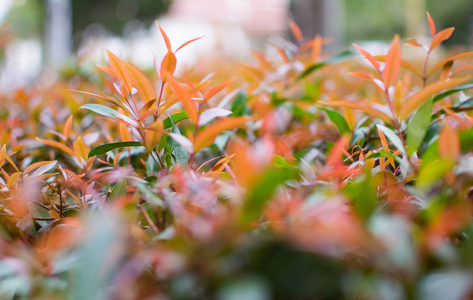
[353,43,379,70]
[155,21,172,52]
[427,12,436,36]
[160,51,177,83]
[289,19,303,42]
[430,27,455,51]
[168,77,198,124]
[439,122,459,161]
[176,36,204,52]
[382,35,401,87]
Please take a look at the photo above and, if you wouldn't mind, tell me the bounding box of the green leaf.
[163,112,188,129]
[432,98,473,119]
[377,124,407,157]
[416,160,454,189]
[319,108,350,135]
[433,83,473,103]
[167,113,189,166]
[230,91,249,116]
[344,175,377,220]
[109,179,127,200]
[406,99,433,156]
[298,51,355,80]
[80,104,137,126]
[241,168,297,225]
[88,141,142,157]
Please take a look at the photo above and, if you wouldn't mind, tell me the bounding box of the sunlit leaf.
[168,77,198,124]
[428,52,473,76]
[430,27,455,51]
[199,108,232,126]
[194,117,250,152]
[36,138,75,156]
[427,12,436,35]
[376,124,406,157]
[123,62,156,103]
[353,43,379,70]
[80,103,138,126]
[400,77,470,120]
[106,50,133,94]
[382,35,401,87]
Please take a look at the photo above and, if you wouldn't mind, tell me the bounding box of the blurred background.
[0,0,472,88]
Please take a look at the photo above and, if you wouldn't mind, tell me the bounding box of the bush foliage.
[1,14,473,299]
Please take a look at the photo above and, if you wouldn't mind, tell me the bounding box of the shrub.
[1,13,473,300]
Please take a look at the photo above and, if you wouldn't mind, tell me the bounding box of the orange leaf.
[427,51,473,76]
[404,39,424,48]
[36,138,75,156]
[377,128,396,168]
[439,122,459,161]
[63,115,73,139]
[311,35,323,61]
[106,50,133,94]
[160,51,177,83]
[349,71,374,81]
[97,65,115,77]
[73,137,90,161]
[23,161,57,175]
[426,12,436,36]
[430,27,454,51]
[176,36,204,52]
[326,135,349,167]
[353,43,379,70]
[399,77,470,120]
[123,62,157,103]
[156,21,172,52]
[205,79,233,101]
[168,77,198,124]
[194,117,250,152]
[322,101,392,123]
[289,19,303,42]
[382,35,401,87]
[375,55,422,77]
[275,47,290,64]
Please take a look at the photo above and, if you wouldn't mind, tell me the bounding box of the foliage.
[1,14,473,299]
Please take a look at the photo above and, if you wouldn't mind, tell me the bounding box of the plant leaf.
[353,43,379,70]
[439,122,459,161]
[36,138,75,156]
[319,108,350,135]
[433,83,473,103]
[400,77,470,120]
[321,100,392,123]
[194,117,250,152]
[156,21,172,51]
[88,141,142,157]
[427,12,436,35]
[430,27,455,51]
[168,77,198,124]
[382,35,401,87]
[428,52,473,76]
[163,112,188,129]
[168,133,194,153]
[406,99,433,156]
[80,103,138,126]
[106,50,133,93]
[376,124,407,157]
[123,62,156,103]
[199,108,232,126]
